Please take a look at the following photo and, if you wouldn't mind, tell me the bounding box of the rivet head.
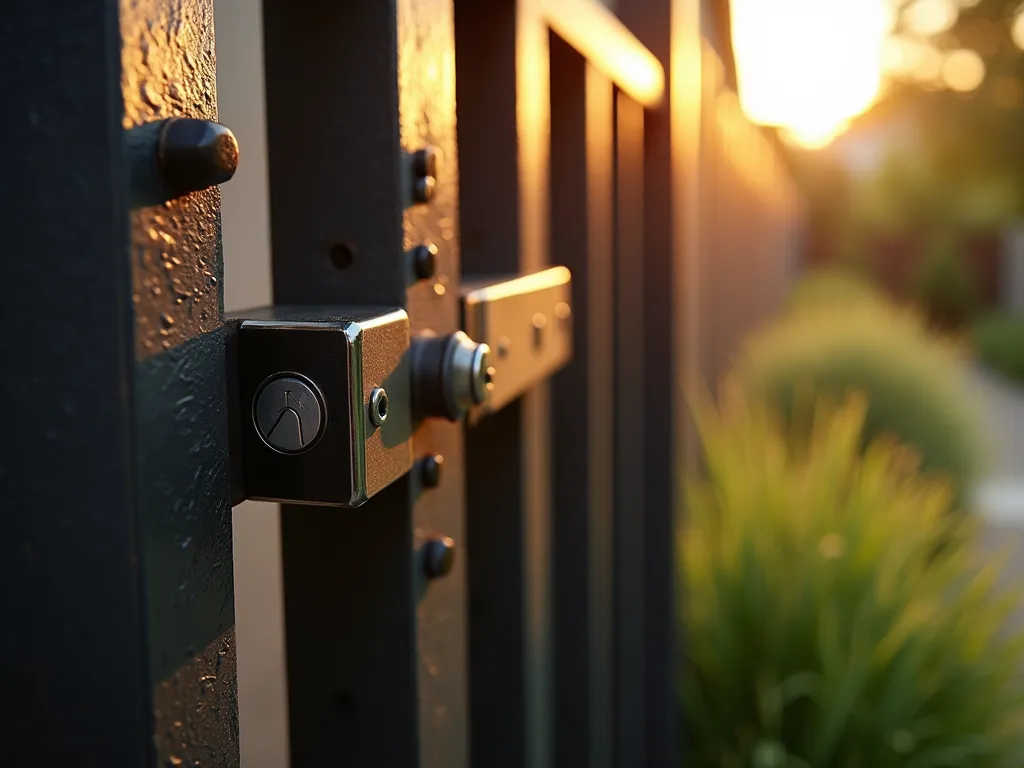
[158,118,239,195]
[413,176,436,204]
[420,454,444,488]
[413,243,439,280]
[413,146,439,179]
[423,536,456,580]
[411,146,438,204]
[369,387,389,427]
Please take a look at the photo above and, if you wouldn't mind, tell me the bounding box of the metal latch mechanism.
[226,267,573,508]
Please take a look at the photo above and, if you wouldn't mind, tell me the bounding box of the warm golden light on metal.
[543,0,665,108]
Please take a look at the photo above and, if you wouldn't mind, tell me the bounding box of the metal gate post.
[455,2,555,765]
[4,0,241,765]
[2,2,151,764]
[613,89,649,767]
[616,1,703,766]
[261,0,469,765]
[550,34,616,768]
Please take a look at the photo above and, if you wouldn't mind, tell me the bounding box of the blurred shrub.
[786,268,888,315]
[914,233,980,330]
[734,302,981,507]
[681,387,1024,768]
[972,311,1024,385]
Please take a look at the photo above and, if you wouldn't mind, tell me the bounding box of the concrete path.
[969,365,1024,524]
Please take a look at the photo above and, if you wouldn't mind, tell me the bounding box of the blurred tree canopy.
[791,0,1024,256]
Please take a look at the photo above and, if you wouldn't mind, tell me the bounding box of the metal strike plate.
[231,306,413,507]
[461,266,573,421]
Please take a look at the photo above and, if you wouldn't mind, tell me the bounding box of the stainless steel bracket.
[227,306,413,507]
[461,266,573,422]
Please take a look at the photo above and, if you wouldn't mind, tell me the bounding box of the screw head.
[369,387,389,427]
[423,536,456,580]
[412,243,439,280]
[470,345,495,405]
[420,454,444,488]
[253,375,324,454]
[158,118,239,195]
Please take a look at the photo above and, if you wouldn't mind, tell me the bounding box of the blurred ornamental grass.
[785,268,890,316]
[735,291,982,509]
[681,385,1024,768]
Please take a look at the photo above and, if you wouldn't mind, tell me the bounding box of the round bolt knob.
[253,374,324,454]
[158,117,239,195]
[411,331,496,421]
[423,536,455,580]
[412,243,439,280]
[420,454,444,488]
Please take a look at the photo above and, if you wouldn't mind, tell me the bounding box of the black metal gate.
[2,0,799,765]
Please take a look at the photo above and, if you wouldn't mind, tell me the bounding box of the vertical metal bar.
[120,0,240,762]
[613,90,648,767]
[616,1,703,765]
[262,0,468,765]
[550,34,616,768]
[455,1,554,765]
[1,1,151,765]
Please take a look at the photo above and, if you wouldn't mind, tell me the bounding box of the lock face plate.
[235,306,413,506]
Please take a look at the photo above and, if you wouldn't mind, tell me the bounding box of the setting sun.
[730,0,893,148]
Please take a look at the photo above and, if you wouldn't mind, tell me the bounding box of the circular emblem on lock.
[253,373,325,454]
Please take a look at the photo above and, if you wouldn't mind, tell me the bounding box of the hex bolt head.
[369,387,390,427]
[420,454,444,488]
[412,243,439,280]
[423,536,456,580]
[158,117,239,195]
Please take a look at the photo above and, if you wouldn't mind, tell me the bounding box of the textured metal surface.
[153,629,239,767]
[550,37,616,768]
[0,0,151,764]
[121,0,239,763]
[357,311,416,498]
[462,267,573,420]
[121,0,224,360]
[263,0,468,763]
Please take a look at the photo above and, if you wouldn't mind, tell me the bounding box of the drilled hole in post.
[329,242,355,270]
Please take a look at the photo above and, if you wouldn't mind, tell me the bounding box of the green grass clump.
[973,311,1024,386]
[681,387,1024,768]
[734,302,981,507]
[786,268,888,316]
